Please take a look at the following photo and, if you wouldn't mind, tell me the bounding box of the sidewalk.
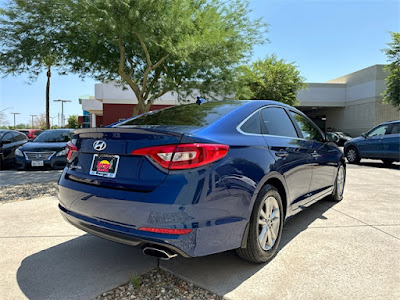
[0,197,157,299]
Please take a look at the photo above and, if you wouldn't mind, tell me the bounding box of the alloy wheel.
[336,165,345,197]
[258,196,281,251]
[346,148,357,162]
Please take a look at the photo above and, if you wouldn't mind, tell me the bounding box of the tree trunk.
[46,66,51,129]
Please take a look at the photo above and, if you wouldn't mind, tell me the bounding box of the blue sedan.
[344,120,400,165]
[58,100,345,263]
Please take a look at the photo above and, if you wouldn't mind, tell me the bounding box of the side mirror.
[361,133,367,138]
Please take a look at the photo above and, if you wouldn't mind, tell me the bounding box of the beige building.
[80,64,399,133]
[296,64,400,136]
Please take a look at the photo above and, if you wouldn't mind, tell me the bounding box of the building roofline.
[326,64,386,84]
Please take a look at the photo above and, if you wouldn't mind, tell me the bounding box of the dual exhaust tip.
[143,246,178,260]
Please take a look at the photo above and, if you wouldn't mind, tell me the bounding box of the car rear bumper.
[58,182,249,257]
[59,204,192,257]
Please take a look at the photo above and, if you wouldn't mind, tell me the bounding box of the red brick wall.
[96,115,103,126]
[102,103,174,126]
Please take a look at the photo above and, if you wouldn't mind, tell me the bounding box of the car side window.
[11,132,20,142]
[240,111,261,134]
[16,132,28,141]
[1,133,13,142]
[12,131,26,142]
[289,111,324,142]
[260,107,298,138]
[367,125,388,137]
[386,123,400,135]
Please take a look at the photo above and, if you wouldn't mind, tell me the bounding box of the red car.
[17,129,43,140]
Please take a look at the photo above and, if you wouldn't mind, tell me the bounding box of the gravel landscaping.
[94,268,222,300]
[0,181,58,203]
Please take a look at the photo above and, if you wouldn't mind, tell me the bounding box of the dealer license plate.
[89,154,120,178]
[31,160,44,167]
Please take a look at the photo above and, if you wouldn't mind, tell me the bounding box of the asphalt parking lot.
[0,161,399,299]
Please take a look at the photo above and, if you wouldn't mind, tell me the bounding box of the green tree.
[382,32,400,108]
[66,115,80,129]
[0,111,8,127]
[63,0,266,114]
[15,123,28,129]
[0,0,68,129]
[235,55,307,106]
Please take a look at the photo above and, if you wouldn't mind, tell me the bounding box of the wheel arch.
[254,172,289,218]
[240,172,289,249]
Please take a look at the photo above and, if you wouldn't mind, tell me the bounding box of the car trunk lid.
[65,128,183,192]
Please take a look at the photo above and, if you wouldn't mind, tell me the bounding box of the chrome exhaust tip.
[143,246,178,260]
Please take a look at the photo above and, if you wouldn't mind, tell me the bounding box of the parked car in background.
[344,120,400,165]
[327,131,352,146]
[17,129,44,140]
[0,130,29,170]
[58,100,345,263]
[15,129,73,170]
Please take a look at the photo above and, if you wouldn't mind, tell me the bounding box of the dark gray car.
[0,130,28,169]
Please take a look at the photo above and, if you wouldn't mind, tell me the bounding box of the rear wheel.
[328,164,345,201]
[345,147,360,164]
[236,184,284,263]
[0,156,3,170]
[382,159,394,166]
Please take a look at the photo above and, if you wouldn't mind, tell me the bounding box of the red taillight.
[131,143,229,170]
[66,141,78,161]
[138,227,192,235]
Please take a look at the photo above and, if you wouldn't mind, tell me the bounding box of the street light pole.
[30,114,38,128]
[53,99,71,127]
[50,115,57,128]
[10,112,20,129]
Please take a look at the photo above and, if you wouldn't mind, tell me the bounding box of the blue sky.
[0,0,399,125]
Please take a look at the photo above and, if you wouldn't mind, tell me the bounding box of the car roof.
[42,129,73,132]
[193,99,310,136]
[0,129,21,136]
[380,120,400,125]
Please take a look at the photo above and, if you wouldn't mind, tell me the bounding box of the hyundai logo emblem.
[93,140,107,151]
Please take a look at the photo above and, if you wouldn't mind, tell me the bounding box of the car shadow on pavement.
[16,199,336,299]
[159,199,338,296]
[16,234,157,300]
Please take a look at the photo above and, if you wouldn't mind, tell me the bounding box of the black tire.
[236,184,284,263]
[345,146,360,164]
[328,164,346,202]
[382,159,394,166]
[0,156,3,170]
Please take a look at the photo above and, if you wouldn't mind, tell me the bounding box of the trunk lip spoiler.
[72,127,183,137]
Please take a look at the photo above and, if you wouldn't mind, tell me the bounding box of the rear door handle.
[275,150,289,157]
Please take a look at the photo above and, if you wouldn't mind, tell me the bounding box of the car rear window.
[33,130,72,142]
[118,101,243,127]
